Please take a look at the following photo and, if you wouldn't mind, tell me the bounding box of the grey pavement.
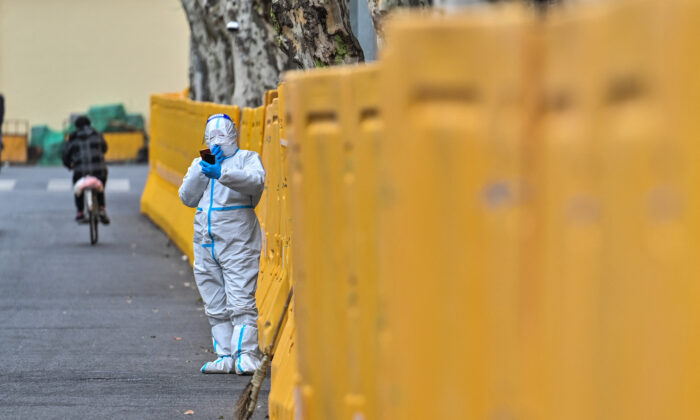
[0,164,269,419]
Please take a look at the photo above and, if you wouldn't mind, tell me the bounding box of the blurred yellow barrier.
[256,87,298,420]
[2,119,29,163]
[286,67,354,420]
[285,64,383,420]
[140,93,240,262]
[594,2,690,418]
[268,305,298,420]
[258,98,288,349]
[344,65,382,420]
[523,4,604,418]
[377,7,532,420]
[674,2,700,416]
[249,106,265,157]
[103,132,144,162]
[239,107,253,151]
[1,135,28,163]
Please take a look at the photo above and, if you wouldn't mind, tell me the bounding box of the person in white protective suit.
[178,113,265,374]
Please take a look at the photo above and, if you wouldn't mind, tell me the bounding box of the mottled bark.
[226,0,291,106]
[180,0,364,106]
[272,0,364,68]
[366,0,432,38]
[181,0,235,104]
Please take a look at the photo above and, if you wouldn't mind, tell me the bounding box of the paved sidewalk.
[0,165,269,419]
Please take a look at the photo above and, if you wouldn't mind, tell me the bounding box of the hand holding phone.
[211,145,224,163]
[199,148,216,164]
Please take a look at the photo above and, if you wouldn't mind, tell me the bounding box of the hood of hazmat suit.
[178,113,265,374]
[204,113,238,156]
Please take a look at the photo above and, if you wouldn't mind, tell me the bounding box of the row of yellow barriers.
[142,0,700,418]
[283,0,700,419]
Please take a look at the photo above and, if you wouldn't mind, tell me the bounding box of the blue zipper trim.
[236,325,246,373]
[202,147,242,265]
[207,180,219,266]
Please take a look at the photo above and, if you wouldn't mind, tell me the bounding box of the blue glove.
[211,144,225,163]
[199,160,221,179]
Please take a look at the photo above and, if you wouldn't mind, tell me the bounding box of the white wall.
[0,0,190,130]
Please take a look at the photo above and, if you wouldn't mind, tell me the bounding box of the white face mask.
[204,114,238,155]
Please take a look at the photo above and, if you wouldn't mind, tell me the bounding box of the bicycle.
[73,175,104,245]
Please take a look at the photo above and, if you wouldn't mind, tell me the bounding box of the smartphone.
[199,148,216,164]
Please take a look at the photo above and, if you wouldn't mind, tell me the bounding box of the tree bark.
[226,0,292,106]
[272,0,364,68]
[181,0,236,104]
[180,0,364,106]
[366,0,432,38]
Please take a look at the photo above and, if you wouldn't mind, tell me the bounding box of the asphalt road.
[0,164,269,419]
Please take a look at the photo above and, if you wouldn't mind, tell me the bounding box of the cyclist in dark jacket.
[62,116,110,224]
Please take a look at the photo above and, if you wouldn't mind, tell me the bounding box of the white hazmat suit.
[178,113,265,374]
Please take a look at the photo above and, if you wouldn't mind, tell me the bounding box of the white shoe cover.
[232,324,262,375]
[201,322,234,374]
[201,356,233,373]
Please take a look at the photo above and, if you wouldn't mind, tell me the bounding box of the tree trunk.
[272,0,364,68]
[366,0,432,38]
[225,0,292,106]
[181,0,236,104]
[180,0,364,106]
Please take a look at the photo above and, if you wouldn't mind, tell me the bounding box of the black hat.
[75,116,91,129]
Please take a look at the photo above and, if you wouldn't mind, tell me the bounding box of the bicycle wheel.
[89,190,99,245]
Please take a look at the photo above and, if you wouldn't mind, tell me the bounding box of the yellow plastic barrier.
[266,81,299,420]
[674,2,700,416]
[239,107,253,151]
[103,132,144,162]
[522,5,604,418]
[268,305,298,420]
[2,119,29,163]
[286,67,356,420]
[377,7,531,420]
[140,93,240,261]
[265,89,279,107]
[594,2,690,418]
[343,65,382,420]
[1,135,28,163]
[257,98,289,350]
[249,106,265,157]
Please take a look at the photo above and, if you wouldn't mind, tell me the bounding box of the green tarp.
[87,104,126,132]
[30,125,65,166]
[86,104,144,132]
[30,103,146,165]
